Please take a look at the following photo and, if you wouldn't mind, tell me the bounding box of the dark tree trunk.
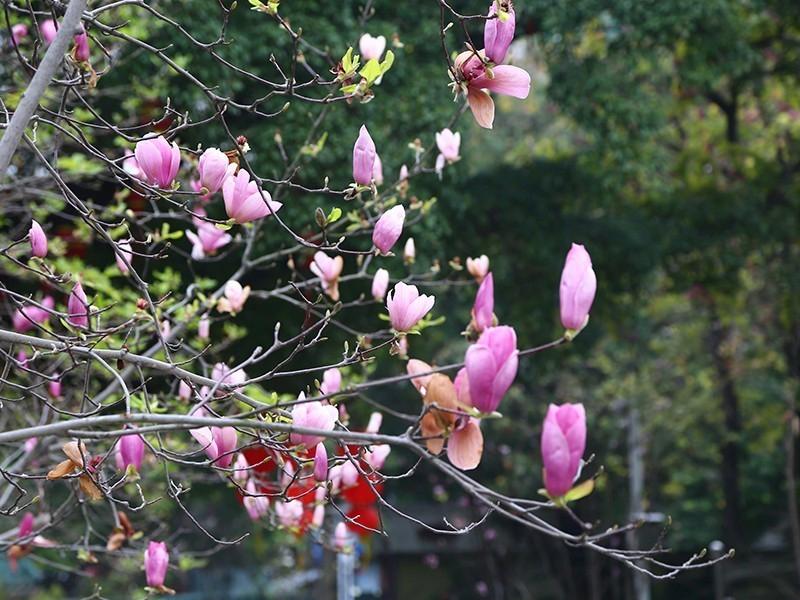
[707,309,743,548]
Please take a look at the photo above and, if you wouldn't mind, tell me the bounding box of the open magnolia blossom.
[310,251,344,301]
[217,280,251,314]
[222,169,283,224]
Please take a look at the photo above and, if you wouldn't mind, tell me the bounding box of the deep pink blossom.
[222,169,283,224]
[134,136,180,188]
[313,442,328,482]
[39,20,57,44]
[197,147,236,194]
[115,429,145,471]
[310,252,344,301]
[290,394,338,447]
[12,296,54,333]
[541,403,586,498]
[559,243,597,331]
[11,24,28,46]
[144,541,169,588]
[471,272,494,333]
[483,2,516,64]
[464,325,518,413]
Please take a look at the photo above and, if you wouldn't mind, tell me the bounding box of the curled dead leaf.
[62,441,89,466]
[78,475,103,501]
[47,459,76,480]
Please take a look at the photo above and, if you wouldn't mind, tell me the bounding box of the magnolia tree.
[0,0,728,593]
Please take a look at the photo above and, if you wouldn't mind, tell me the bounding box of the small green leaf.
[327,207,342,224]
[564,479,595,502]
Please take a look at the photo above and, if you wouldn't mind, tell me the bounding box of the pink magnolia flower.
[48,376,62,399]
[222,169,283,224]
[144,541,169,588]
[386,282,435,332]
[217,280,250,314]
[340,460,359,487]
[190,426,238,468]
[72,29,90,62]
[365,412,383,434]
[232,454,250,484]
[464,325,518,413]
[403,237,416,264]
[484,1,516,64]
[18,512,34,540]
[28,220,47,259]
[447,418,484,471]
[67,282,89,328]
[372,268,389,301]
[359,33,386,61]
[372,153,384,185]
[313,442,328,482]
[372,205,405,254]
[115,430,145,471]
[310,251,344,301]
[243,479,269,520]
[312,504,325,529]
[198,314,210,340]
[541,403,586,498]
[275,499,304,528]
[12,296,54,332]
[407,359,434,395]
[11,24,28,46]
[134,136,180,188]
[320,368,341,396]
[24,437,38,454]
[290,394,338,447]
[435,128,461,162]
[39,19,57,44]
[471,272,494,333]
[115,239,133,274]
[452,50,530,129]
[197,147,236,194]
[399,164,409,182]
[364,445,391,470]
[212,362,247,387]
[453,367,472,408]
[467,255,490,283]
[334,521,351,551]
[178,380,192,401]
[352,125,377,185]
[559,243,597,332]
[186,215,232,260]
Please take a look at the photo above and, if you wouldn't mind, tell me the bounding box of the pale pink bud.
[320,368,341,396]
[73,29,90,62]
[198,314,210,340]
[340,460,359,487]
[333,521,351,551]
[290,394,338,447]
[541,403,586,498]
[197,147,236,194]
[11,24,28,46]
[24,437,38,453]
[403,237,416,263]
[134,136,180,189]
[435,128,461,162]
[116,429,145,471]
[471,272,494,333]
[312,504,325,529]
[48,376,61,399]
[407,359,433,395]
[559,243,597,331]
[29,220,47,258]
[178,380,191,401]
[39,20,57,45]
[364,445,391,470]
[386,281,434,332]
[144,541,169,588]
[310,252,344,301]
[18,512,34,539]
[12,296,54,333]
[212,362,247,387]
[464,325,518,413]
[160,320,171,338]
[372,205,405,254]
[352,125,377,185]
[313,442,328,482]
[484,2,516,64]
[372,154,384,185]
[466,255,490,283]
[217,280,250,314]
[359,33,386,61]
[372,268,389,301]
[243,479,269,520]
[328,464,343,491]
[365,412,382,434]
[399,164,409,181]
[67,282,89,328]
[233,454,250,484]
[275,499,304,528]
[222,169,283,224]
[115,239,133,274]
